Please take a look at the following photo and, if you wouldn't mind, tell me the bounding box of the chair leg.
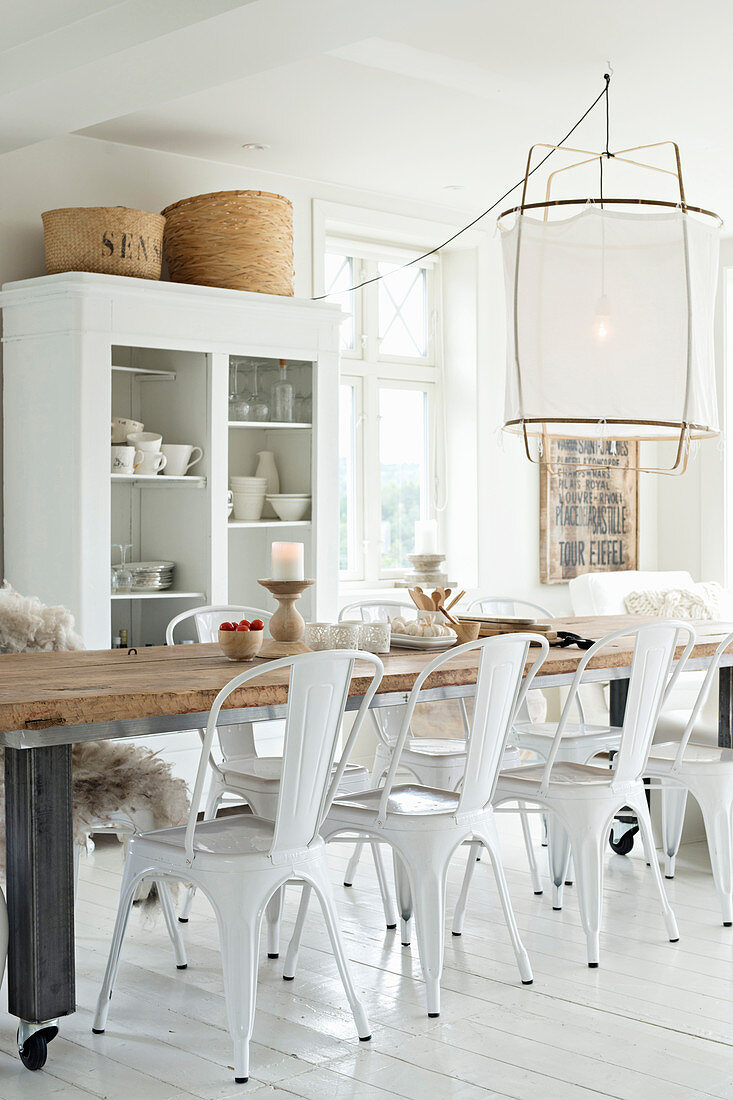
[475,818,533,984]
[0,887,6,989]
[179,785,223,923]
[282,883,312,980]
[370,841,398,928]
[698,793,733,927]
[406,857,449,1017]
[660,782,688,879]
[306,858,371,1041]
[265,886,285,958]
[344,841,365,887]
[157,879,188,968]
[518,803,543,894]
[393,852,413,946]
[451,841,481,936]
[546,814,572,910]
[629,792,679,943]
[211,886,263,1083]
[568,823,606,967]
[93,861,145,1032]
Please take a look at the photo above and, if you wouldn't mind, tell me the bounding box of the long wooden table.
[2,614,733,1066]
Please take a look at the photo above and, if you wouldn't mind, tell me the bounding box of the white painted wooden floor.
[0,816,731,1099]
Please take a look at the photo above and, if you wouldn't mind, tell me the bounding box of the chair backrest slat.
[376,635,548,824]
[185,651,383,865]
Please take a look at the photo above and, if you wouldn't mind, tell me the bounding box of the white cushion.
[568,570,696,616]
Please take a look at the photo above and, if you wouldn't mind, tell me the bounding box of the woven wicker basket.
[161,190,294,295]
[42,207,165,280]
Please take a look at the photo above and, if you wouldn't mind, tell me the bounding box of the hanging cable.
[313,72,613,300]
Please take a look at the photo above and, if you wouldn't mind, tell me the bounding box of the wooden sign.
[540,439,638,584]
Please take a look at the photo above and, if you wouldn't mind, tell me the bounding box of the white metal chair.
[646,630,733,924]
[283,634,548,1017]
[93,651,383,1084]
[479,622,695,967]
[339,599,546,895]
[167,605,397,935]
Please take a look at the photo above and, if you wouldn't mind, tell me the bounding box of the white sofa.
[568,570,724,745]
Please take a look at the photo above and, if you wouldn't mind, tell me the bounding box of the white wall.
[2,131,725,613]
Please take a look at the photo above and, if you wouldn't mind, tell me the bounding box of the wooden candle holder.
[256,579,315,658]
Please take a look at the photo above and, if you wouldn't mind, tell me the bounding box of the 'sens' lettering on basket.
[102,231,161,263]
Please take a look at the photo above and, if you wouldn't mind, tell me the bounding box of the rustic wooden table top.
[0,615,732,738]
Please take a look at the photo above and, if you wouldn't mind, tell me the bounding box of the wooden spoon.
[410,587,433,611]
[445,589,465,612]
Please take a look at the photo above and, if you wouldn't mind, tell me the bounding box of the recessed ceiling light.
[242,143,270,151]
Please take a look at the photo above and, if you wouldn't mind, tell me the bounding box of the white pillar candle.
[414,519,438,555]
[271,541,304,581]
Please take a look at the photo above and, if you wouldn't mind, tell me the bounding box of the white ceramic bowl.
[266,494,311,521]
[232,492,265,521]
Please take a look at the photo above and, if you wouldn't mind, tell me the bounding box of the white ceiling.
[4,0,733,223]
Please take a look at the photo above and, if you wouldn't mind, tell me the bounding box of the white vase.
[256,450,279,516]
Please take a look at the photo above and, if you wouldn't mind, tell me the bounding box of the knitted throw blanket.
[624,582,722,621]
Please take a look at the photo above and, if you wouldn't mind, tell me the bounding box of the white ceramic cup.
[111,445,144,474]
[161,444,204,476]
[137,452,167,475]
[232,492,265,521]
[111,417,144,444]
[127,431,162,452]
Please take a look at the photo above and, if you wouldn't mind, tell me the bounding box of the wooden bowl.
[218,628,264,661]
[450,619,481,645]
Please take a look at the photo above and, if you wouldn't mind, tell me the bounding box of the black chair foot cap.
[534,890,543,896]
[669,937,679,943]
[176,964,188,970]
[267,953,279,959]
[564,881,573,887]
[177,917,189,924]
[92,1028,105,1034]
[724,922,732,927]
[428,1012,440,1018]
[401,942,411,948]
[451,931,461,937]
[359,1034,371,1042]
[665,875,674,880]
[522,979,534,985]
[235,1077,248,1084]
[343,882,353,887]
[283,975,294,981]
[588,962,599,968]
[552,906,562,911]
[386,923,397,929]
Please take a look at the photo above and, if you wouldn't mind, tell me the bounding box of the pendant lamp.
[500,138,722,473]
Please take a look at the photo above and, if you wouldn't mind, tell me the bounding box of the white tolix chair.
[282,635,549,1018]
[166,605,397,936]
[646,630,733,925]
[484,622,695,967]
[338,599,545,896]
[93,652,383,1084]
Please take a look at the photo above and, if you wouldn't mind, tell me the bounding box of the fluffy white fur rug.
[0,582,189,887]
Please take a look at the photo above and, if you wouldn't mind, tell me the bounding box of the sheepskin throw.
[624,581,722,621]
[0,581,84,652]
[0,582,189,880]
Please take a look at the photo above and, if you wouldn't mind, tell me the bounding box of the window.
[326,243,440,582]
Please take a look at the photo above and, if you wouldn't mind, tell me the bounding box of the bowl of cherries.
[218,618,266,660]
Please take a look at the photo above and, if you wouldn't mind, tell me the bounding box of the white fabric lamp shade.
[501,206,720,450]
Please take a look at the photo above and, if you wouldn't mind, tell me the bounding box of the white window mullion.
[363,374,382,583]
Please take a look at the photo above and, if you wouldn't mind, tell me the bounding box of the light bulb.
[593,294,612,342]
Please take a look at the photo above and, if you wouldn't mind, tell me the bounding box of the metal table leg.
[718,665,733,749]
[5,745,75,1069]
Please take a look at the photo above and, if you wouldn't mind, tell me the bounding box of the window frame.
[324,236,442,585]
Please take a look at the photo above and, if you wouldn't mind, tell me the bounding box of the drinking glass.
[244,362,269,422]
[112,543,133,592]
[228,359,251,422]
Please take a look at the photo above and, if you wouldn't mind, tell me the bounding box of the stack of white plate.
[128,561,175,590]
[266,493,311,522]
[230,476,267,521]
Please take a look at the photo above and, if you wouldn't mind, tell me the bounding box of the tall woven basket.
[161,190,294,296]
[41,207,165,279]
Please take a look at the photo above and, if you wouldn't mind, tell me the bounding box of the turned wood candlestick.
[256,579,315,658]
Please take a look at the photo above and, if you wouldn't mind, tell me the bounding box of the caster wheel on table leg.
[18,1031,48,1071]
